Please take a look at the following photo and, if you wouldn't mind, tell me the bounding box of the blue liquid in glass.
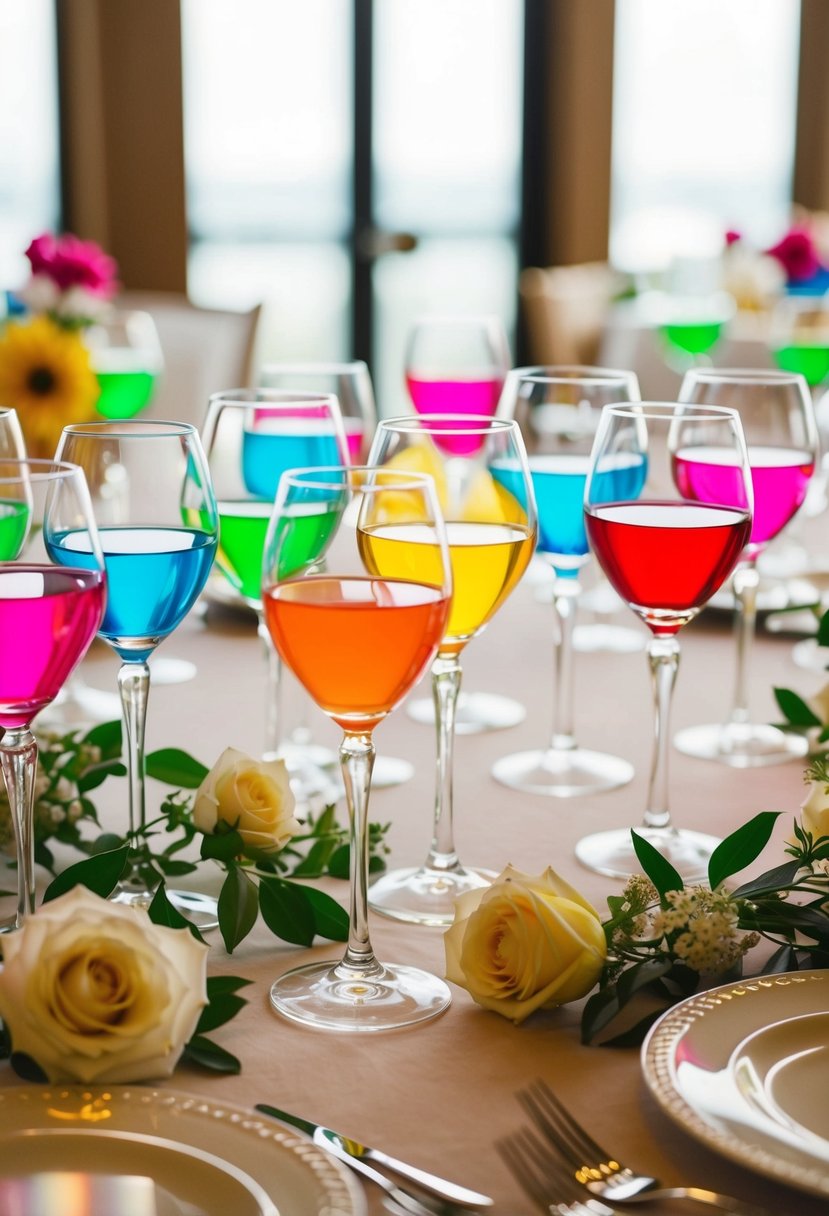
[49,526,216,661]
[242,422,343,500]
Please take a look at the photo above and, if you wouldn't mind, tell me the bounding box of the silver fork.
[496,1127,620,1216]
[516,1080,776,1216]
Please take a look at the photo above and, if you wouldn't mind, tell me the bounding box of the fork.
[515,1080,776,1215]
[496,1127,624,1216]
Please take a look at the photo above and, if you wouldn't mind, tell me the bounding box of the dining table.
[2,547,828,1216]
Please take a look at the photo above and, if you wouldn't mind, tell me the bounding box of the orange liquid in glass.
[263,575,449,732]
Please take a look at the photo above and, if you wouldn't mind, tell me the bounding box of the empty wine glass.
[0,460,106,930]
[492,367,638,796]
[579,402,752,879]
[263,467,453,1030]
[54,421,219,923]
[672,369,818,767]
[201,389,347,806]
[404,314,526,734]
[257,362,411,790]
[367,415,536,924]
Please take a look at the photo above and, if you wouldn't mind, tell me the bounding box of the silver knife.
[254,1103,493,1208]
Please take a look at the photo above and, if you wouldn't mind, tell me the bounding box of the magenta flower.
[25,232,119,298]
[765,226,823,285]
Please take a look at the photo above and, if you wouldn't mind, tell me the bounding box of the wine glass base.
[572,624,646,654]
[491,747,634,797]
[406,691,525,734]
[673,722,809,768]
[575,825,721,882]
[269,959,451,1032]
[792,638,829,672]
[111,885,219,931]
[148,656,198,685]
[368,865,495,927]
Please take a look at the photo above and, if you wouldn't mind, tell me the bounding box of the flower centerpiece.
[0,232,118,456]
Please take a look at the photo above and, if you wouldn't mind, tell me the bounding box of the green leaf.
[154,857,199,877]
[290,837,338,877]
[732,858,802,898]
[595,1008,668,1048]
[631,832,683,899]
[42,844,129,902]
[10,1052,48,1083]
[77,759,127,793]
[327,843,350,879]
[760,944,797,974]
[182,1035,241,1074]
[82,719,123,757]
[148,884,206,943]
[816,609,829,648]
[259,877,316,946]
[217,866,260,953]
[300,885,349,941]
[707,811,780,890]
[201,829,245,863]
[580,957,673,1044]
[206,975,254,997]
[90,832,126,855]
[773,687,821,728]
[195,992,248,1034]
[146,748,209,789]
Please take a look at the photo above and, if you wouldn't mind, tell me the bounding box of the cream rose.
[192,747,301,854]
[800,778,829,845]
[444,865,607,1024]
[0,886,208,1083]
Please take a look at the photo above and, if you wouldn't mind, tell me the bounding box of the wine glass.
[404,314,525,734]
[263,466,453,1030]
[578,402,753,879]
[53,421,219,923]
[672,369,818,767]
[85,310,164,420]
[492,367,639,796]
[655,290,735,372]
[201,388,347,806]
[256,363,411,791]
[1,460,105,930]
[367,415,537,924]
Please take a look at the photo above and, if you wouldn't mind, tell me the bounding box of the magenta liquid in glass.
[405,374,503,455]
[673,444,814,557]
[0,565,105,728]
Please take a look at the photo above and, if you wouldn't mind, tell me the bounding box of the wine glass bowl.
[366,414,537,924]
[492,366,640,797]
[85,310,164,420]
[0,460,106,929]
[262,466,453,1031]
[54,421,219,922]
[259,360,377,462]
[577,402,753,880]
[672,369,818,767]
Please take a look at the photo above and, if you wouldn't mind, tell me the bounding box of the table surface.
[3,551,828,1216]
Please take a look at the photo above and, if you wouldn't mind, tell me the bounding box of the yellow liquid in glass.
[358,520,534,653]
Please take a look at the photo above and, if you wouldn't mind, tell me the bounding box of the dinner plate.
[0,1087,365,1216]
[641,970,829,1198]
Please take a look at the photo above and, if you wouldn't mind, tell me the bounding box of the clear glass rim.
[280,464,439,492]
[604,401,743,423]
[62,420,197,438]
[681,367,812,387]
[0,458,85,485]
[379,413,517,436]
[207,388,340,408]
[508,364,640,389]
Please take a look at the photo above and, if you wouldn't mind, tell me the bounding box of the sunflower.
[0,315,100,457]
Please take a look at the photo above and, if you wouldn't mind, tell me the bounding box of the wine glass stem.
[729,561,758,727]
[337,730,383,978]
[644,636,680,830]
[550,577,580,751]
[118,660,150,843]
[0,728,37,927]
[427,652,461,871]
[258,613,283,760]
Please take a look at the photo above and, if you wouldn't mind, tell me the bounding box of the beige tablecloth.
[3,561,827,1216]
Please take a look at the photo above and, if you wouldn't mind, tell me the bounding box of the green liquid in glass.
[216,501,271,605]
[0,499,31,559]
[661,320,724,356]
[96,370,157,419]
[773,344,829,388]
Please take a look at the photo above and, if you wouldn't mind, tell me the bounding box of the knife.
[255,1103,493,1209]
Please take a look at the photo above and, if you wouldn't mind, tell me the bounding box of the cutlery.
[255,1103,492,1209]
[513,1080,777,1215]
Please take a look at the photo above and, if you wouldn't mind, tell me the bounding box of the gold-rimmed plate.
[641,970,829,1198]
[0,1087,365,1216]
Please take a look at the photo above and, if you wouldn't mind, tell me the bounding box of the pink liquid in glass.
[405,375,503,455]
[0,565,105,728]
[673,445,814,558]
[343,416,366,462]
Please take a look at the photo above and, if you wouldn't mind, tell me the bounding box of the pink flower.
[765,226,823,284]
[25,232,119,299]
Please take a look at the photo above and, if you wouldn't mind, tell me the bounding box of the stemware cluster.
[2,305,819,1036]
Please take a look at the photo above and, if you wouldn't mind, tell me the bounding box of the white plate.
[641,970,829,1199]
[0,1087,365,1216]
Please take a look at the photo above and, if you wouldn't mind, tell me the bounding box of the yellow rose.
[800,779,829,844]
[444,865,607,1024]
[193,747,300,853]
[0,886,208,1084]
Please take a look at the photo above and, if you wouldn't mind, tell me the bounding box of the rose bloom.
[800,779,829,845]
[25,232,119,298]
[193,747,301,854]
[444,865,607,1024]
[0,887,208,1084]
